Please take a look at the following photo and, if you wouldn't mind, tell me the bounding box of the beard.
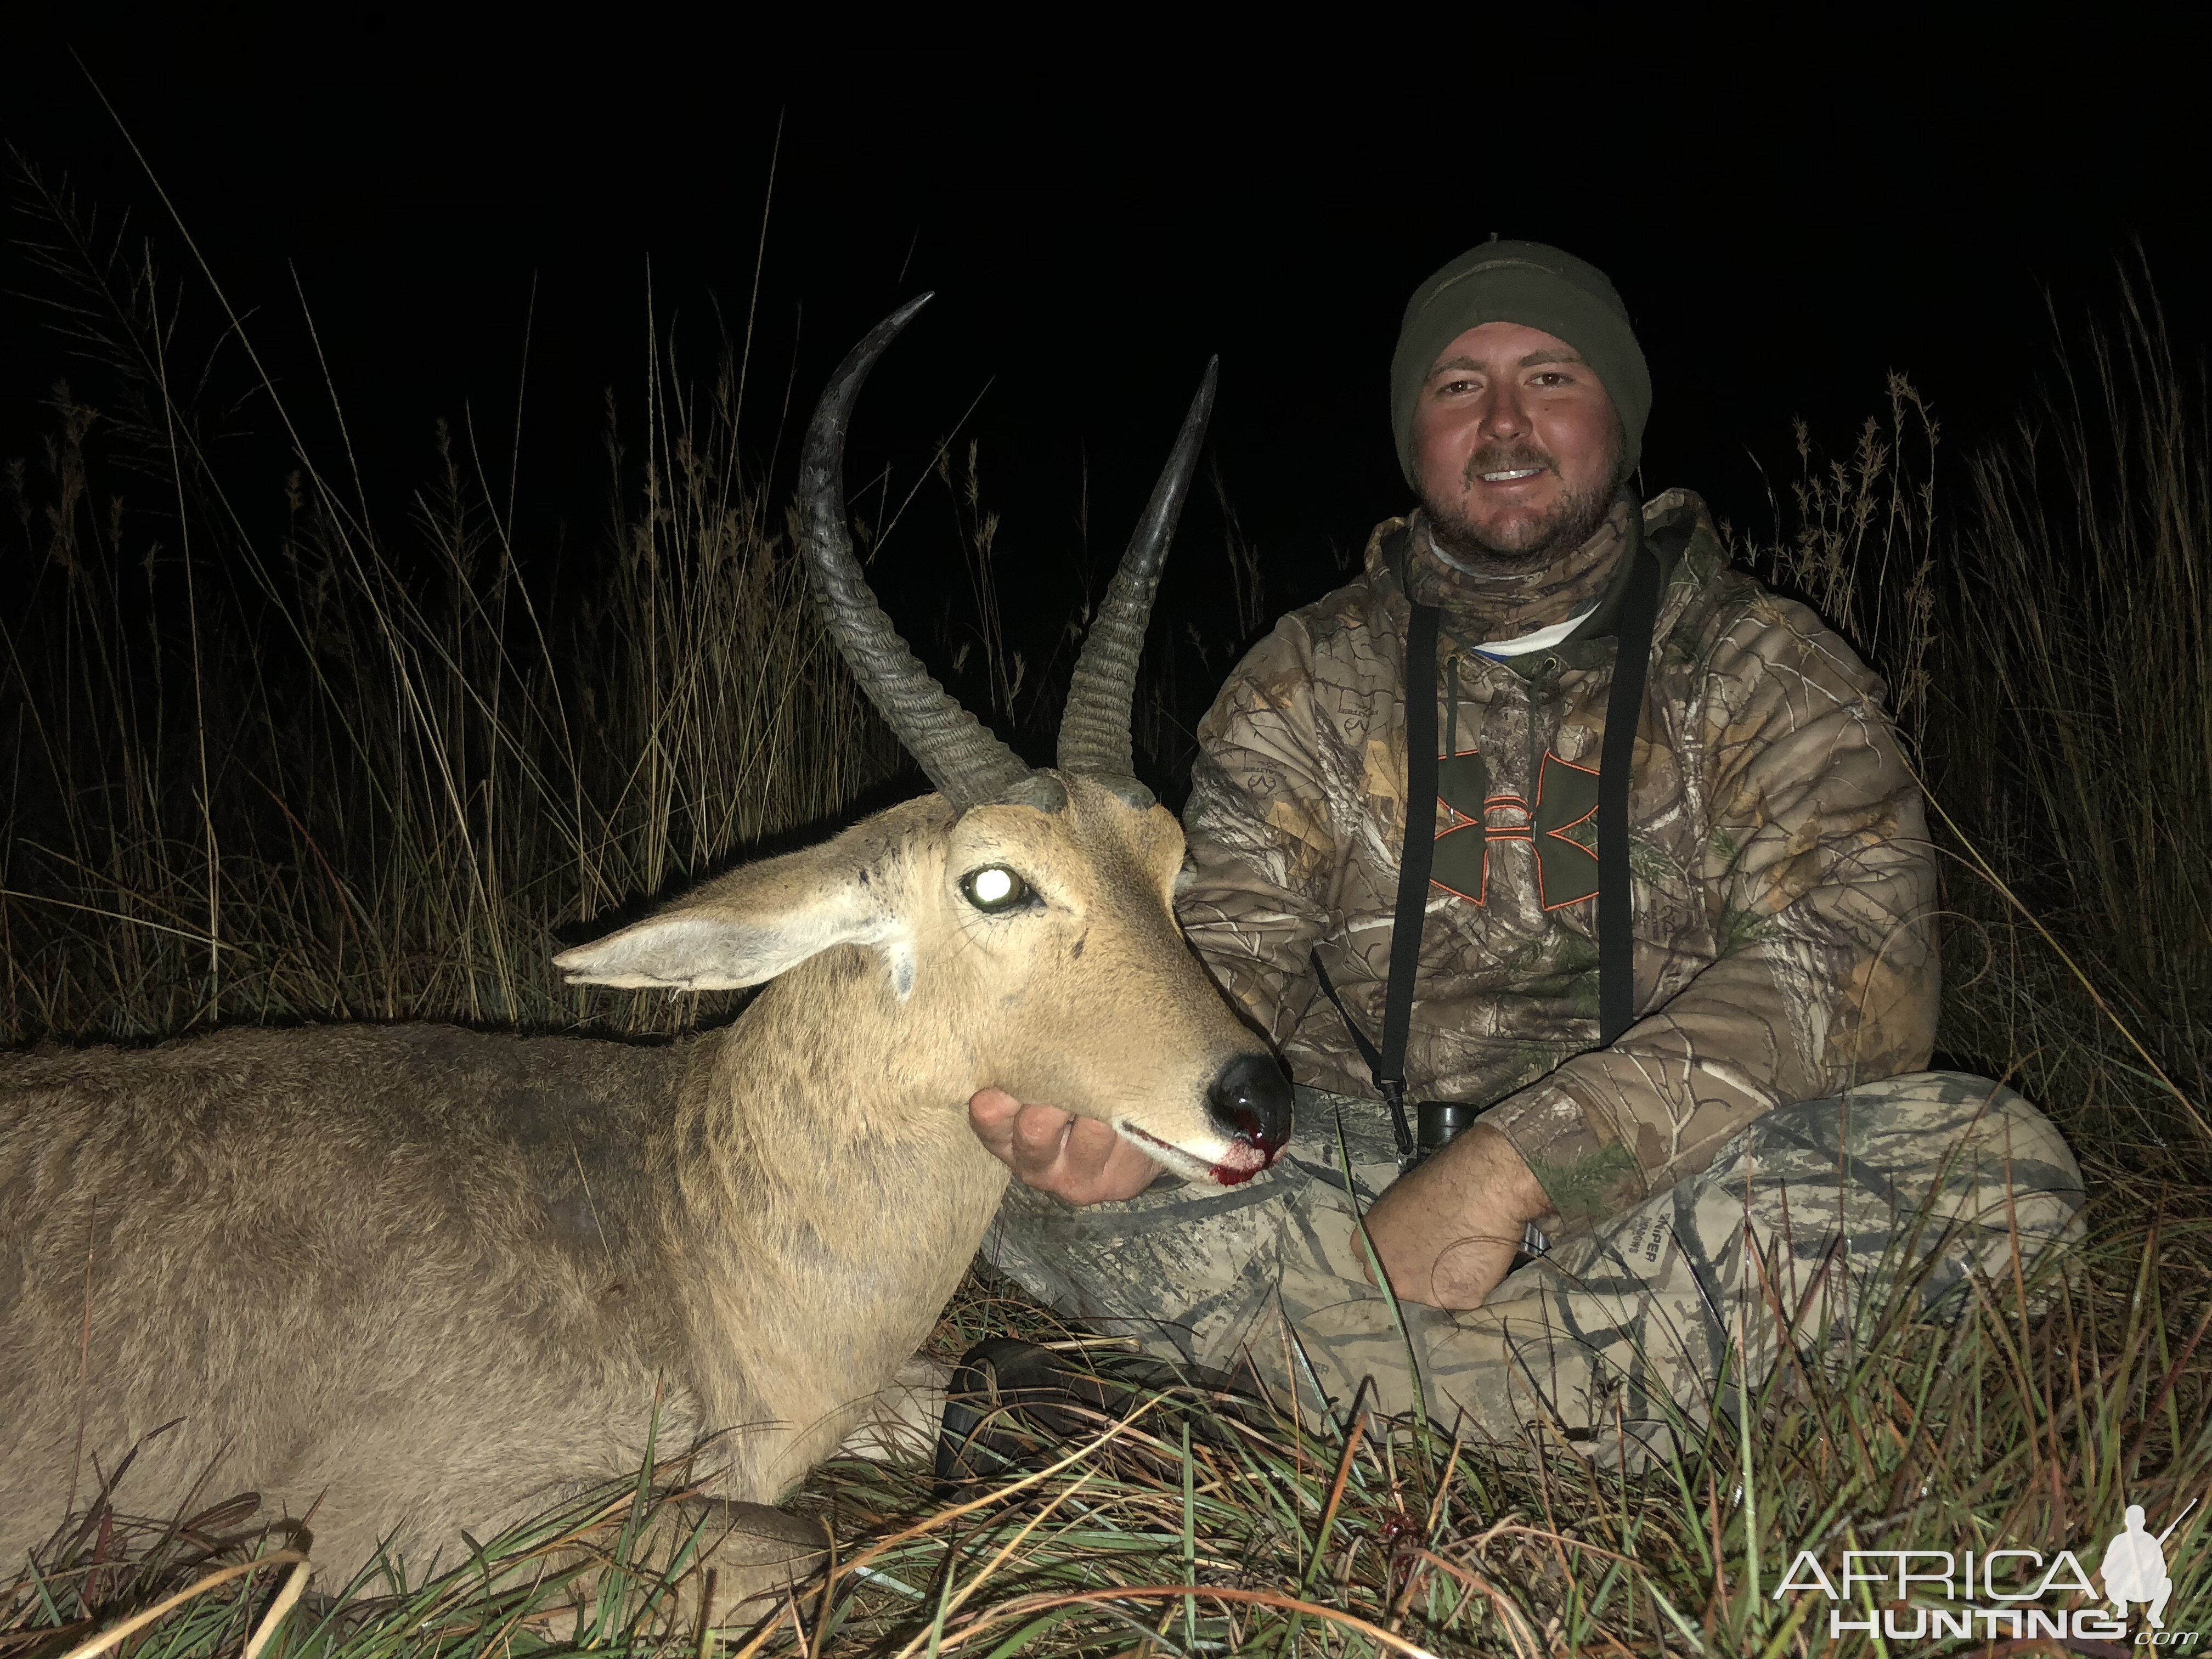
[1421,436,1623,572]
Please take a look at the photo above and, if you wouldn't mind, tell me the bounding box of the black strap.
[1310,953,1385,1082]
[1383,599,1442,1088]
[1599,539,1662,1046]
[1308,578,1436,1167]
[1311,523,1658,1165]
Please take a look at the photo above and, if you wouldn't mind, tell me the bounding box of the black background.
[4,14,2208,695]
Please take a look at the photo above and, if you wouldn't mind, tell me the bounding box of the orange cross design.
[1429,748,1601,910]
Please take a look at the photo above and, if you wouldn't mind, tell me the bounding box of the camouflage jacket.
[1177,490,1938,1234]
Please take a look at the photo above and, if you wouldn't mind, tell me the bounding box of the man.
[2099,1505,2175,1629]
[962,240,2083,1449]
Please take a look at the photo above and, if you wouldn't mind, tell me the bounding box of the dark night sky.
[4,15,2208,698]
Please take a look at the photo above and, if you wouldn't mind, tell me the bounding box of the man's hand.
[968,1088,1164,1205]
[1353,1124,1553,1310]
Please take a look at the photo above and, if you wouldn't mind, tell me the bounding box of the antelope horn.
[1056,359,1217,778]
[797,295,1034,809]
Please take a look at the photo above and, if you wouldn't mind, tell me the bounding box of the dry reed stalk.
[51,1550,307,1659]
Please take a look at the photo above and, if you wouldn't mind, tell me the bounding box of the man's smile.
[1465,442,1560,494]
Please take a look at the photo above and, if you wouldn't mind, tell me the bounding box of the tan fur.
[0,776,1271,1582]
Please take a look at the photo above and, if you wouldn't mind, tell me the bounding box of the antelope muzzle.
[1203,1053,1294,1185]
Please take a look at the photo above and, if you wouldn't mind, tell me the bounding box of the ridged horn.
[797,295,1034,809]
[1056,359,1217,778]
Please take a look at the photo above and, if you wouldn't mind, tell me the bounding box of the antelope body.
[0,301,1290,1583]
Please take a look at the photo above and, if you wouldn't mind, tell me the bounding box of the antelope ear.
[553,838,917,996]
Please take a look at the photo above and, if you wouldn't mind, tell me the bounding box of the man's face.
[1411,320,1624,566]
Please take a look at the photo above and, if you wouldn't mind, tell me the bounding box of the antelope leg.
[834,1354,951,1464]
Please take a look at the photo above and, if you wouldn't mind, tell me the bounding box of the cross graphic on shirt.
[1429,748,1602,910]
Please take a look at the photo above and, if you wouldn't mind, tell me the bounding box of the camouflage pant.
[984,1072,2084,1451]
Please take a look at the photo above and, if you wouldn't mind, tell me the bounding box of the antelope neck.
[697,944,1009,1204]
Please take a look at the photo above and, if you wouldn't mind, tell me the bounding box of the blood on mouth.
[1120,1121,1283,1187]
[1211,1142,1271,1186]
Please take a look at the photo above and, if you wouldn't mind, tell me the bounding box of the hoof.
[682,1500,830,1619]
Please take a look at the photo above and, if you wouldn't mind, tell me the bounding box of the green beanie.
[1389,239,1651,489]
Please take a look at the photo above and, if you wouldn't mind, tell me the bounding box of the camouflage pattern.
[1176,491,1941,1237]
[985,1073,2085,1446]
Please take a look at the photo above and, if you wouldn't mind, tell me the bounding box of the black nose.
[1206,1053,1293,1157]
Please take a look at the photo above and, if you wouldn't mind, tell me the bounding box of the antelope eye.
[960,865,1034,913]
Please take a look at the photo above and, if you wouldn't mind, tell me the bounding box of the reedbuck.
[0,298,1291,1587]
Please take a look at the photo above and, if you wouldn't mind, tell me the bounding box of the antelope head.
[556,298,1291,1186]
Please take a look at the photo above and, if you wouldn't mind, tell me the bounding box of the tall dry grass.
[0,267,888,1045]
[1736,278,2211,1183]
[1933,285,2212,1173]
